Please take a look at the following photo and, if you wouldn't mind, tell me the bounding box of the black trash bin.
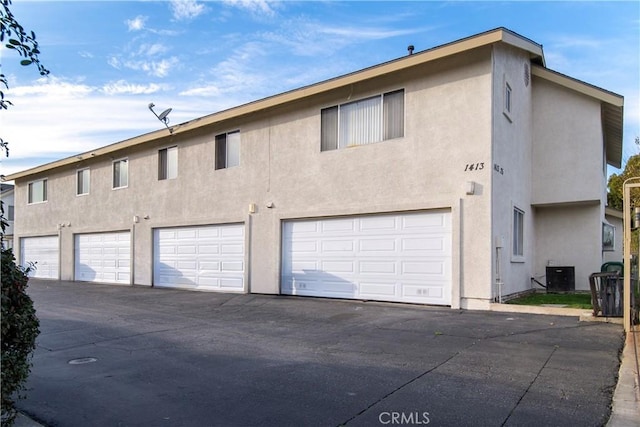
[589,272,623,317]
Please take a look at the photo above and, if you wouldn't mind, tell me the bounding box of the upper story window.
[215,131,240,169]
[504,81,512,120]
[77,168,90,196]
[28,178,47,204]
[158,146,178,180]
[512,206,524,259]
[7,205,14,221]
[321,89,404,151]
[113,158,128,189]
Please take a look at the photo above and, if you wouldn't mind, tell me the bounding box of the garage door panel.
[282,211,452,305]
[154,224,244,292]
[321,240,354,252]
[74,232,131,284]
[21,236,59,279]
[321,260,355,273]
[221,243,243,254]
[319,218,354,233]
[220,278,243,289]
[361,261,396,274]
[359,216,396,231]
[360,282,396,297]
[359,238,396,252]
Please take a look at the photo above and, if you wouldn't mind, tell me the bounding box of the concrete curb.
[607,325,640,427]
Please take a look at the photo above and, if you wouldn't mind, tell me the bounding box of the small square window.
[215,131,240,169]
[159,146,178,180]
[28,179,47,204]
[113,158,128,189]
[77,168,90,195]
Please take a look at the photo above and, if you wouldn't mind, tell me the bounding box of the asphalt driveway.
[18,279,623,426]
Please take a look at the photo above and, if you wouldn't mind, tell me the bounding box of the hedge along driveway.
[20,279,623,426]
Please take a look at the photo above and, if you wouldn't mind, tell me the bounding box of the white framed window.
[112,158,128,189]
[76,168,90,196]
[215,131,240,169]
[512,206,524,259]
[321,89,404,151]
[158,146,178,180]
[7,205,14,221]
[28,178,47,204]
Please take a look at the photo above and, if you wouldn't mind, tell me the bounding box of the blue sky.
[1,1,639,178]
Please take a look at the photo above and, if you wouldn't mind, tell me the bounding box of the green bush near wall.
[1,249,39,426]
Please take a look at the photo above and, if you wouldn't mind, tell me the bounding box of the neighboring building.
[603,207,623,265]
[1,183,15,249]
[5,28,624,310]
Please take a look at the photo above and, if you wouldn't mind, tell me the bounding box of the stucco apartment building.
[6,28,624,310]
[1,183,15,249]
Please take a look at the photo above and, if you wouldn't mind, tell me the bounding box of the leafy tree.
[1,0,47,424]
[607,138,640,210]
[1,0,50,156]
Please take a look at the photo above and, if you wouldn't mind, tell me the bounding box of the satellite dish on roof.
[148,103,174,133]
[158,108,172,122]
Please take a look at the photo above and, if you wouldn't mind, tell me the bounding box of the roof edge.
[6,28,545,181]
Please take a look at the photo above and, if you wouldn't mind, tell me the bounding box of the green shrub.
[1,248,39,426]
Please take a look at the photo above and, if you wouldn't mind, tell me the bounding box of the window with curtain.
[28,179,47,204]
[215,131,240,169]
[158,146,178,180]
[77,168,90,195]
[513,207,524,257]
[113,158,128,189]
[321,89,404,151]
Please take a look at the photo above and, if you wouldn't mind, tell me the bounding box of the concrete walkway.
[607,325,640,427]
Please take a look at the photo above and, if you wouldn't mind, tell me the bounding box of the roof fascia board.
[531,65,623,106]
[6,28,545,181]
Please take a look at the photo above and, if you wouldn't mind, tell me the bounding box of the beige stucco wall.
[532,77,606,205]
[491,44,535,299]
[534,204,602,291]
[14,47,495,308]
[1,189,14,248]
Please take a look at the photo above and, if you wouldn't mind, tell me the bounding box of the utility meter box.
[546,266,575,293]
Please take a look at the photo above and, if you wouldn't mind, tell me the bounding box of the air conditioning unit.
[546,266,575,293]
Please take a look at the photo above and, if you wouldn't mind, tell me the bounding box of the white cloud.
[179,85,221,97]
[108,56,121,70]
[8,76,94,98]
[1,79,214,176]
[101,80,167,95]
[126,15,148,32]
[223,0,278,17]
[116,57,180,78]
[262,19,426,57]
[170,0,206,21]
[138,43,168,57]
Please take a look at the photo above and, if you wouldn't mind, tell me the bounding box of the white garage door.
[21,236,59,279]
[154,224,245,291]
[75,232,131,284]
[282,211,452,305]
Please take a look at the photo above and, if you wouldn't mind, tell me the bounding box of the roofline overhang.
[531,65,624,169]
[5,27,545,181]
[605,207,624,220]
